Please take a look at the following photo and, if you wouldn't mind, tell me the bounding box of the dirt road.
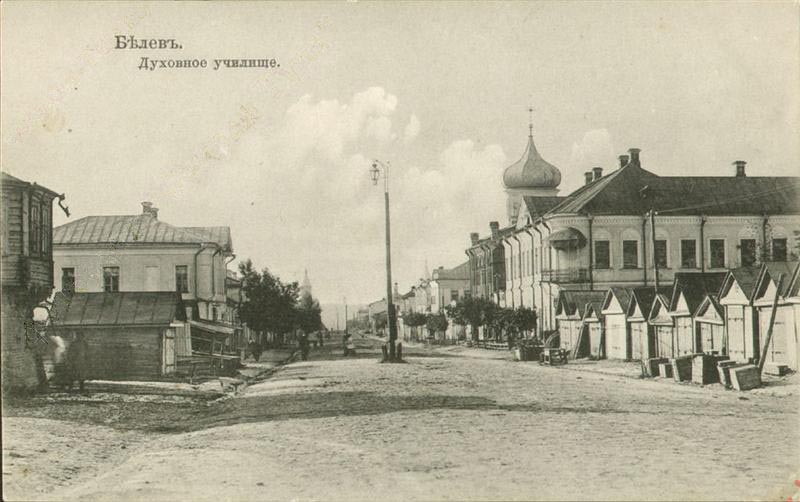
[4,336,799,501]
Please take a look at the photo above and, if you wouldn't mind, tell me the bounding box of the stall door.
[675,317,694,356]
[606,314,627,359]
[655,326,674,358]
[630,322,648,360]
[759,306,789,366]
[699,322,725,355]
[589,323,603,358]
[560,322,575,351]
[162,329,176,375]
[727,306,748,362]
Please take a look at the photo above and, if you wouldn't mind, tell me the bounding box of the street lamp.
[370,159,400,361]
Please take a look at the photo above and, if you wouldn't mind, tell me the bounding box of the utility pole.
[344,297,348,335]
[371,160,400,361]
[650,208,659,290]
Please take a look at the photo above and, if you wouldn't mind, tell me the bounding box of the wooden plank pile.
[644,357,669,377]
[730,364,761,391]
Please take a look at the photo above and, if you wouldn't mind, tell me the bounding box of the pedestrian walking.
[248,339,263,362]
[299,333,310,361]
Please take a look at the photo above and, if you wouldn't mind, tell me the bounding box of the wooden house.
[1,172,65,393]
[555,290,606,358]
[693,294,725,355]
[751,261,800,371]
[623,287,671,361]
[49,292,187,381]
[718,267,761,363]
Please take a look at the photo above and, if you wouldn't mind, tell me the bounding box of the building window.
[29,203,40,256]
[41,205,50,254]
[595,241,610,269]
[681,240,697,268]
[622,240,638,269]
[175,265,189,293]
[772,238,788,261]
[103,266,120,292]
[740,239,757,267]
[710,239,725,268]
[654,240,668,268]
[211,305,218,321]
[61,268,75,293]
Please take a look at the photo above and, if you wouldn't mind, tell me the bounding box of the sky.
[2,1,799,307]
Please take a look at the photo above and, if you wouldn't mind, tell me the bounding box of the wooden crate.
[730,364,761,391]
[763,362,790,376]
[645,357,669,377]
[658,362,673,378]
[671,355,693,382]
[717,360,740,387]
[692,354,728,385]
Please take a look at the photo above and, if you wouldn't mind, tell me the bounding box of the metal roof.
[51,292,184,327]
[53,215,232,251]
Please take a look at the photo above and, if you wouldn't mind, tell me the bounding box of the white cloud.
[403,114,420,142]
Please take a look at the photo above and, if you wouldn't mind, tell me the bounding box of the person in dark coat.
[65,333,89,391]
[298,333,310,361]
[248,339,263,362]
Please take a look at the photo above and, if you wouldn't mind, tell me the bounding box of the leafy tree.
[238,259,300,345]
[296,291,322,335]
[403,311,427,340]
[445,296,497,341]
[425,312,449,338]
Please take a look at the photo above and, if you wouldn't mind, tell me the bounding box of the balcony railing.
[541,268,590,284]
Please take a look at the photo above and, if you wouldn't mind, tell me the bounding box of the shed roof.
[522,196,565,219]
[669,272,727,314]
[1,171,60,198]
[629,287,672,318]
[556,290,607,318]
[51,292,184,327]
[719,266,761,302]
[753,261,800,301]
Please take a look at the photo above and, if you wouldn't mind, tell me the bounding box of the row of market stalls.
[554,261,800,373]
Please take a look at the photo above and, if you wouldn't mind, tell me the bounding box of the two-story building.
[52,202,235,357]
[466,221,513,303]
[429,261,470,314]
[1,172,66,393]
[495,126,800,335]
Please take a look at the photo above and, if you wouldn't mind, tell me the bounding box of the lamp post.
[370,160,399,361]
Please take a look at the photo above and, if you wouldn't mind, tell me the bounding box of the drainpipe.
[650,209,659,290]
[532,224,545,337]
[210,248,221,297]
[587,214,594,290]
[761,214,769,263]
[641,214,648,286]
[699,216,707,272]
[542,219,553,332]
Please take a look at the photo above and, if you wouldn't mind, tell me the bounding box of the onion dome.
[502,130,561,190]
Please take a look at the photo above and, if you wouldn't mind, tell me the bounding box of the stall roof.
[51,292,184,327]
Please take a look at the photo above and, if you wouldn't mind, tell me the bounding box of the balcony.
[541,268,590,284]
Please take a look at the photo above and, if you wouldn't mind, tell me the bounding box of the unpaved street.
[4,336,799,501]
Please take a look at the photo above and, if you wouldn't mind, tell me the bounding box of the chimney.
[619,154,629,168]
[141,201,158,219]
[584,171,593,185]
[628,148,641,166]
[592,167,603,181]
[733,160,747,177]
[489,221,500,240]
[470,232,479,246]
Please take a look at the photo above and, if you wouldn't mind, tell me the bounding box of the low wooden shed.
[648,293,675,359]
[718,266,761,363]
[555,290,606,358]
[693,294,725,355]
[602,288,633,360]
[752,261,800,371]
[668,272,726,356]
[50,292,187,381]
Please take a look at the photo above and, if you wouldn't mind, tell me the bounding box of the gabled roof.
[433,261,470,281]
[669,272,727,314]
[647,293,673,325]
[602,287,632,314]
[556,290,607,318]
[543,157,800,217]
[694,294,723,320]
[51,292,184,327]
[719,266,761,303]
[54,215,232,251]
[753,261,800,301]
[583,299,606,321]
[628,286,672,318]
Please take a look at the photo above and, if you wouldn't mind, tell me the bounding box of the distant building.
[1,172,64,393]
[494,121,800,335]
[52,202,237,364]
[429,261,470,314]
[300,269,312,299]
